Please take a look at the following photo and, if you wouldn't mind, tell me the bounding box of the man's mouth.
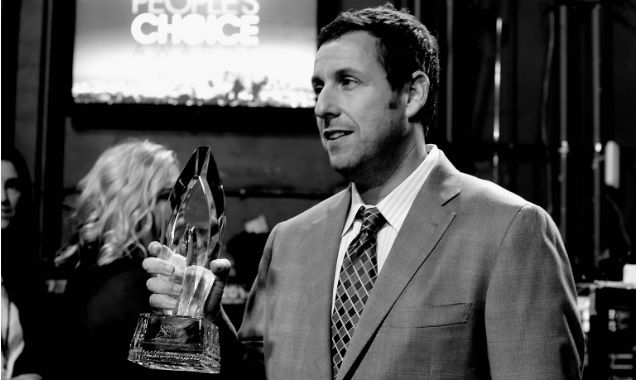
[324,130,353,141]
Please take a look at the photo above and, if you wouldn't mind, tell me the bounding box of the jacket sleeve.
[217,224,279,380]
[485,204,585,380]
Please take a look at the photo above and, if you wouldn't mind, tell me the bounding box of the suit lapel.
[301,189,351,380]
[335,151,462,380]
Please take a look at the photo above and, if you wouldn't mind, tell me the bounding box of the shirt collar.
[341,144,439,237]
[341,189,365,237]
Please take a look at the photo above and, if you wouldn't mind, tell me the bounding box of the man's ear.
[405,71,429,120]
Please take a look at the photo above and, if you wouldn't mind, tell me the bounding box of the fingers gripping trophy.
[128,147,226,373]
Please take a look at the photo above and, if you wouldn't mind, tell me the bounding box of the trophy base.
[128,313,220,373]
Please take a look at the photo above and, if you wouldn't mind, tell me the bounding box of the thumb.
[205,258,232,319]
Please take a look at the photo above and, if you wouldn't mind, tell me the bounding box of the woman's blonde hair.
[60,140,179,267]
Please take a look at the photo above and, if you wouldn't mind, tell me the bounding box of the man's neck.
[357,143,428,205]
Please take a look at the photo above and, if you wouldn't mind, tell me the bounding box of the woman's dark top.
[57,244,214,380]
[60,244,154,380]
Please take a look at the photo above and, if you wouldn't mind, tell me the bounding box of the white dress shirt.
[331,145,439,308]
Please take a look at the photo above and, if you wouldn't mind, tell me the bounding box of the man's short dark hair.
[318,4,440,133]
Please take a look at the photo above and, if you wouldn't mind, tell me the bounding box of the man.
[145,5,585,379]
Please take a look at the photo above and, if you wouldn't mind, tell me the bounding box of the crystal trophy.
[128,146,226,373]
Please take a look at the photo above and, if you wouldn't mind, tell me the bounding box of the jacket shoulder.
[456,172,533,211]
[276,188,349,230]
[444,171,558,238]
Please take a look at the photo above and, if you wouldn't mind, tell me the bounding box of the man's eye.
[313,85,323,95]
[341,77,358,88]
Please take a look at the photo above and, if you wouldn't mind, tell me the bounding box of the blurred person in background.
[2,147,47,380]
[53,140,179,380]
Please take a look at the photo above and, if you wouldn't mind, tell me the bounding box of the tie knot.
[356,207,386,234]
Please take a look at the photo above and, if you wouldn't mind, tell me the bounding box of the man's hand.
[143,241,232,319]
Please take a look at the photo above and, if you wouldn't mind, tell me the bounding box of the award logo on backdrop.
[130,0,261,46]
[72,0,316,107]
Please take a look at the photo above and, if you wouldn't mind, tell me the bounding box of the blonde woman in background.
[53,140,179,380]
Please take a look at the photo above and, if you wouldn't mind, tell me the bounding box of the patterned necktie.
[331,206,386,377]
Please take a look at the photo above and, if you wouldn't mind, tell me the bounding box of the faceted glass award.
[128,146,226,373]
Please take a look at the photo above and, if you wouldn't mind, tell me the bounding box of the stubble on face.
[332,92,409,190]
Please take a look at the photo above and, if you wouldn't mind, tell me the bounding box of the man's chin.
[330,160,355,179]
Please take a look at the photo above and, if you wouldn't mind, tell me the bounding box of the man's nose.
[1,186,7,204]
[314,85,340,123]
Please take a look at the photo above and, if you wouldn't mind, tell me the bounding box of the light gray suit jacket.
[235,150,584,380]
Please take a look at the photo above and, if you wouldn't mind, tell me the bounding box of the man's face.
[312,31,412,186]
